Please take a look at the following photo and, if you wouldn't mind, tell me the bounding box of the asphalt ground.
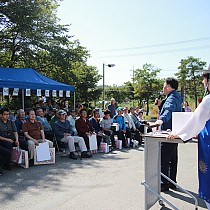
[0,140,207,210]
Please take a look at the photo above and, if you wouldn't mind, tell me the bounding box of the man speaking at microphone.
[155,77,182,192]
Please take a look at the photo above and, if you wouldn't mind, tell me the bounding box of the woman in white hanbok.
[168,66,210,209]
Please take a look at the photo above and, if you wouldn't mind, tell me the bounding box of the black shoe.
[2,164,11,170]
[169,183,177,190]
[29,159,34,167]
[69,152,78,160]
[161,184,169,192]
[0,168,3,176]
[81,151,92,158]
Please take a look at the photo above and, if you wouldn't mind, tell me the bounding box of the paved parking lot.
[0,140,208,210]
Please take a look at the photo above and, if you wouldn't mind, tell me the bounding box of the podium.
[141,132,198,210]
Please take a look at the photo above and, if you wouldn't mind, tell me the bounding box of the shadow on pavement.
[0,150,131,205]
[163,188,206,209]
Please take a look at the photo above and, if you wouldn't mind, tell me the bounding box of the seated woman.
[89,109,110,149]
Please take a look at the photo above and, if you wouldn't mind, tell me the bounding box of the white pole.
[74,91,76,110]
[22,89,25,110]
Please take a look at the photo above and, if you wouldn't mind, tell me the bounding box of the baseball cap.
[117,107,123,111]
[57,109,67,115]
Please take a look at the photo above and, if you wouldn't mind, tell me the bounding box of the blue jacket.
[107,104,116,118]
[113,115,126,131]
[52,120,73,141]
[159,90,182,130]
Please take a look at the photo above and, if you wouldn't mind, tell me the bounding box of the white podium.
[141,132,198,210]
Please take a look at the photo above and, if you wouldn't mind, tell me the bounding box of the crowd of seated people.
[0,100,146,176]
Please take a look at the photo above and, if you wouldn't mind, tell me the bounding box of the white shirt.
[175,95,210,141]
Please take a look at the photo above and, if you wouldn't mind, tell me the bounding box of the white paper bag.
[34,148,55,165]
[89,134,98,151]
[100,142,109,153]
[36,142,51,161]
[115,140,122,149]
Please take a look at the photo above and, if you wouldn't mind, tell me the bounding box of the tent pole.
[74,92,76,110]
[22,89,25,110]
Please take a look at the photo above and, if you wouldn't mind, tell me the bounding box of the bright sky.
[57,0,210,86]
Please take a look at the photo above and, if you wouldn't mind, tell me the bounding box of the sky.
[57,0,210,86]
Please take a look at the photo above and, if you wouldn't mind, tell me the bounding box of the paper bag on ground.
[89,134,98,151]
[100,142,109,153]
[36,142,51,162]
[34,148,55,165]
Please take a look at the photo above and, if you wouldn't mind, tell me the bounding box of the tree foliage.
[0,0,102,104]
[176,56,206,108]
[133,64,163,115]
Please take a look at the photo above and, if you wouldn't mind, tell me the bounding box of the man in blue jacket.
[155,77,182,192]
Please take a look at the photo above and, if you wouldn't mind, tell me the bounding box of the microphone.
[155,91,163,105]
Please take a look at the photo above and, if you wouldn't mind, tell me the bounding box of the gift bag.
[34,148,55,165]
[89,134,98,153]
[19,150,29,168]
[11,147,22,164]
[111,123,119,132]
[115,140,122,149]
[100,142,109,153]
[35,142,51,162]
[127,138,130,147]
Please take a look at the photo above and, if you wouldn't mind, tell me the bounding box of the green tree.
[0,0,102,104]
[133,64,162,115]
[176,56,206,108]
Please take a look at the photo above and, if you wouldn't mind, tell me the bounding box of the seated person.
[15,109,28,150]
[23,109,53,166]
[53,110,91,159]
[89,109,110,149]
[75,109,94,150]
[137,110,144,121]
[130,107,142,131]
[67,110,78,136]
[50,109,59,127]
[36,107,53,141]
[123,106,142,145]
[0,145,11,175]
[0,107,19,170]
[113,107,128,148]
[100,109,115,148]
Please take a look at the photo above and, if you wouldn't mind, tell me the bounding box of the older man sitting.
[53,110,92,159]
[23,109,53,166]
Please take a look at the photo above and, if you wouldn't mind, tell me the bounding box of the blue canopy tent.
[0,67,75,109]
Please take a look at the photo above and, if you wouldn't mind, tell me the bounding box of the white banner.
[37,89,41,96]
[66,91,70,97]
[3,88,9,96]
[45,90,49,97]
[13,88,19,96]
[59,90,63,97]
[26,89,31,96]
[52,90,56,97]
